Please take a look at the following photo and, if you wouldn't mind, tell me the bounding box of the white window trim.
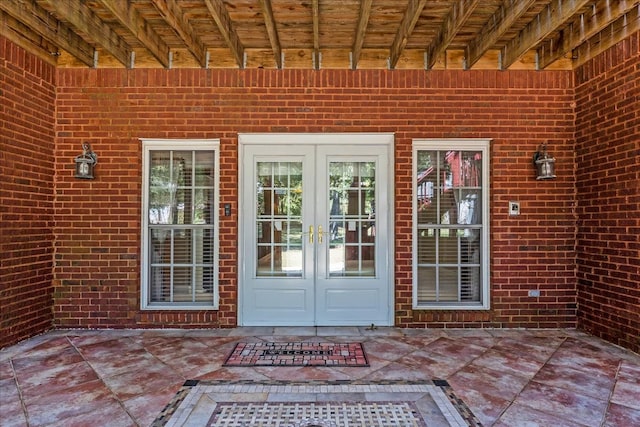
[412,138,491,310]
[140,138,220,310]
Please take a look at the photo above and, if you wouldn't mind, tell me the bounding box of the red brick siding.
[575,32,640,353]
[0,37,56,348]
[54,67,577,329]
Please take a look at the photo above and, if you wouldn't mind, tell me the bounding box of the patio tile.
[533,362,616,399]
[515,381,609,426]
[397,349,471,378]
[362,360,433,382]
[611,378,640,410]
[46,400,136,427]
[196,366,271,382]
[0,377,27,426]
[448,364,529,402]
[122,385,180,427]
[22,379,119,426]
[67,330,141,347]
[0,360,15,380]
[159,351,225,379]
[15,361,99,401]
[330,352,392,380]
[101,364,183,400]
[469,348,546,379]
[140,336,210,359]
[550,337,622,377]
[490,335,565,362]
[2,328,639,426]
[603,402,640,427]
[11,345,83,373]
[358,337,418,362]
[424,336,490,360]
[8,337,71,362]
[451,387,511,426]
[78,342,159,378]
[494,402,586,427]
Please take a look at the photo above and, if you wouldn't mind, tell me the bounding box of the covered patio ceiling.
[0,0,638,70]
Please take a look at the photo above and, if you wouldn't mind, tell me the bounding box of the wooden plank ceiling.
[1,0,638,70]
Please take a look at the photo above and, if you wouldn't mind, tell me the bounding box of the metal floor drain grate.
[208,402,424,426]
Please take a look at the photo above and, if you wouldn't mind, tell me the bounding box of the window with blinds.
[141,140,219,310]
[413,140,490,309]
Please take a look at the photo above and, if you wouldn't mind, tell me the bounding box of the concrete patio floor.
[1,327,639,426]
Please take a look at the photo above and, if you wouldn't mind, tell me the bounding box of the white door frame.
[238,133,395,326]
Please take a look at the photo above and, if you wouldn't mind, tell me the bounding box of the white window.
[140,139,220,310]
[413,139,490,309]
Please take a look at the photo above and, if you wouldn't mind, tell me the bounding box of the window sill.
[142,304,219,311]
[412,303,489,311]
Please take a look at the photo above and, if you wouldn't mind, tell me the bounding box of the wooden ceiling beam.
[0,10,58,66]
[97,0,171,68]
[352,0,373,69]
[312,0,320,69]
[465,0,537,69]
[203,0,244,68]
[259,0,282,69]
[0,0,95,67]
[45,0,132,68]
[150,0,207,67]
[537,0,639,69]
[572,3,640,67]
[501,0,591,69]
[389,0,427,69]
[426,0,481,69]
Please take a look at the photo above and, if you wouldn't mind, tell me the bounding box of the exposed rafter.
[259,0,282,69]
[203,0,244,68]
[44,0,132,68]
[352,0,373,70]
[572,3,640,67]
[501,0,591,69]
[425,0,481,69]
[537,0,639,69]
[97,0,171,68]
[465,0,537,70]
[150,0,207,67]
[0,0,634,71]
[312,0,320,69]
[0,0,95,67]
[0,10,58,65]
[389,0,427,69]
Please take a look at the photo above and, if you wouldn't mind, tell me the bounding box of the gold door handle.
[309,225,314,244]
[318,225,323,244]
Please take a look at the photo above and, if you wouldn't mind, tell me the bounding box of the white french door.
[239,134,394,326]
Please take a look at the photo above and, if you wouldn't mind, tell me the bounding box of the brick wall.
[575,32,640,353]
[54,66,577,329]
[0,37,56,348]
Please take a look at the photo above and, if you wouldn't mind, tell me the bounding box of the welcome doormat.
[223,342,369,367]
[152,379,482,427]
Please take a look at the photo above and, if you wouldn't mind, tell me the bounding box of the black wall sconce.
[74,142,97,179]
[533,143,556,180]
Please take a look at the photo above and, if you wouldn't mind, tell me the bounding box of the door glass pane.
[328,161,376,277]
[256,162,303,276]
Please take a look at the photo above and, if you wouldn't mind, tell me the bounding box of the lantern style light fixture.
[74,142,97,179]
[533,143,556,180]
